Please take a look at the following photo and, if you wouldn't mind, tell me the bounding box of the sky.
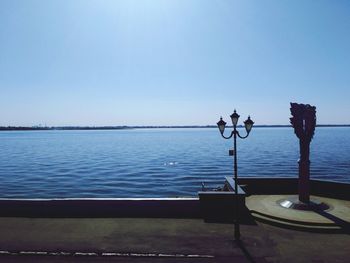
[0,0,349,126]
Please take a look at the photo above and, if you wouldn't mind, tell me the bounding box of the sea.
[0,127,349,198]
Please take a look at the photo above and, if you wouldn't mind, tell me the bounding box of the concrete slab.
[246,195,350,226]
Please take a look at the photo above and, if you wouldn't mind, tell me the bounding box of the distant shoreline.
[1,124,350,131]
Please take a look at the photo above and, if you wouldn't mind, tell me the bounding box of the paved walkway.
[0,217,349,262]
[0,195,349,262]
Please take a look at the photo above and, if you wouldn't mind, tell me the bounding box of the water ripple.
[0,128,349,198]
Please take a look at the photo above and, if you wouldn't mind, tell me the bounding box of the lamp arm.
[236,130,250,139]
[220,131,234,139]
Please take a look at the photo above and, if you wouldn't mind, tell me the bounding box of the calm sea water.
[0,128,349,198]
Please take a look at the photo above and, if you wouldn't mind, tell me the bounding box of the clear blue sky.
[1,0,349,126]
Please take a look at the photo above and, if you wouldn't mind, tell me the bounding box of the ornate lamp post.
[217,110,254,240]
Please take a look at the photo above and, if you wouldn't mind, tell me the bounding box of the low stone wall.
[0,178,348,218]
[0,198,201,218]
[237,177,350,200]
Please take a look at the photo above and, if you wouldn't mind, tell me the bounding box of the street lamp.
[217,110,254,240]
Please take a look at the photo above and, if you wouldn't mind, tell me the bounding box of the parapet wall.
[0,178,348,217]
[237,177,350,200]
[0,198,201,218]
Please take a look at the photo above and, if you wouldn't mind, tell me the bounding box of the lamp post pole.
[233,124,239,240]
[217,110,254,241]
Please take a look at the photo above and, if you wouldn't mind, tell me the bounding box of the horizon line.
[1,124,350,131]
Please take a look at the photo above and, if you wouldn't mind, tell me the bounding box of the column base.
[278,197,330,211]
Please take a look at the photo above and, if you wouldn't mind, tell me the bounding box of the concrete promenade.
[0,195,349,262]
